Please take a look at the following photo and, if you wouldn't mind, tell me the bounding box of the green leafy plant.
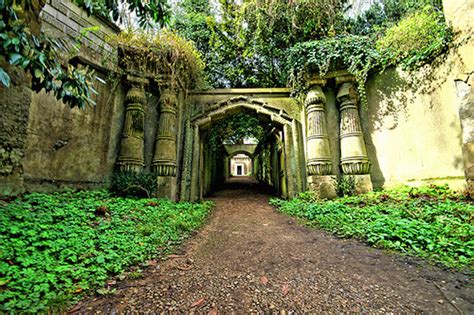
[0,189,213,312]
[207,112,272,152]
[0,2,97,108]
[286,34,380,102]
[335,175,356,197]
[1,0,170,109]
[110,171,158,198]
[271,185,473,270]
[73,0,169,28]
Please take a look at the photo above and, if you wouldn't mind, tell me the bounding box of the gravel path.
[74,178,473,314]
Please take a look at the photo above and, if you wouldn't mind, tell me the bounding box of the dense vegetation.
[207,112,273,152]
[171,0,451,93]
[271,185,473,270]
[1,0,453,107]
[0,190,213,312]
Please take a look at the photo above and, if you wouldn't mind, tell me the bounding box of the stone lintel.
[335,74,356,86]
[309,69,351,82]
[307,175,337,199]
[308,78,327,87]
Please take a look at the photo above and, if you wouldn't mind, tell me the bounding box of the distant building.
[230,154,252,176]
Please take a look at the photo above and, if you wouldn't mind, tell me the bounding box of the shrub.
[335,175,355,197]
[110,171,157,198]
[376,6,452,69]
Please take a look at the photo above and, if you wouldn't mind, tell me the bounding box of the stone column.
[152,87,178,199]
[336,77,372,194]
[305,81,336,198]
[283,123,294,198]
[190,125,201,201]
[116,76,147,172]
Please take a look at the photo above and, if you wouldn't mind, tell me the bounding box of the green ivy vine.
[286,5,452,106]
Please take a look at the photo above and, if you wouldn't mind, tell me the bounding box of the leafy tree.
[170,0,347,88]
[169,0,216,87]
[74,0,169,28]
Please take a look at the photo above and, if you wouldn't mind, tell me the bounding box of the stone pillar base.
[467,179,473,198]
[353,174,373,195]
[307,175,337,199]
[156,176,177,200]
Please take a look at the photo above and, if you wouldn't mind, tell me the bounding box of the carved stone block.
[307,175,337,199]
[353,174,373,195]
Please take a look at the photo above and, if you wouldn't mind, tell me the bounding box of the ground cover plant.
[0,190,213,312]
[270,185,473,270]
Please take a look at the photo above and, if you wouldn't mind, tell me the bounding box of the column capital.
[304,85,326,109]
[336,82,359,108]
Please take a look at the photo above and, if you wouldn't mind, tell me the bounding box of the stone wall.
[22,80,125,191]
[359,0,473,190]
[0,0,124,194]
[0,65,32,195]
[1,0,472,197]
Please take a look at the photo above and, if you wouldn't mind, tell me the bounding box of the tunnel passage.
[179,95,305,201]
[200,110,286,196]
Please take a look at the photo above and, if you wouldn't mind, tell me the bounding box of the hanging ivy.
[286,5,452,106]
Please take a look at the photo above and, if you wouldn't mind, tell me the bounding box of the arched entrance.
[179,92,305,201]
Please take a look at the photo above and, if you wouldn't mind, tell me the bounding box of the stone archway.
[179,92,305,201]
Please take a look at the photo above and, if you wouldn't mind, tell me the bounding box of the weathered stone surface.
[337,81,371,178]
[353,174,373,195]
[116,77,147,172]
[224,144,258,157]
[0,62,32,195]
[455,75,474,183]
[152,88,179,199]
[362,47,471,190]
[307,175,337,199]
[305,85,333,176]
[22,79,123,191]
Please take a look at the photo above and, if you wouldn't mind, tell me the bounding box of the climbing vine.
[286,34,380,102]
[170,0,452,104]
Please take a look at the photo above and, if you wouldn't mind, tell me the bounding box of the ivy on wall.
[286,4,452,103]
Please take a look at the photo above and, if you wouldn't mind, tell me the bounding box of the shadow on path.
[73,184,473,313]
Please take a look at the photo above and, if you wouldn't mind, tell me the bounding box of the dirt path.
[75,178,472,313]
